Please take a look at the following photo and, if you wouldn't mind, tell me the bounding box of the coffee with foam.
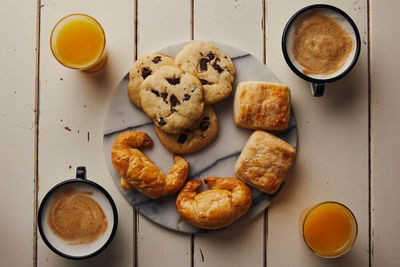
[40,182,115,257]
[285,7,357,80]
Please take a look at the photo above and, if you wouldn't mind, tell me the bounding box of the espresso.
[40,183,115,257]
[48,188,108,245]
[292,11,353,75]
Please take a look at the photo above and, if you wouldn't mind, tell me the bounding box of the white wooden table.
[1,0,399,266]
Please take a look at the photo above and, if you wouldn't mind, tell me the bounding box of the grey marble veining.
[103,41,297,233]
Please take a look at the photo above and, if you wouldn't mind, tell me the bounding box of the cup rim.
[301,201,358,258]
[281,4,361,84]
[37,178,118,260]
[50,13,107,70]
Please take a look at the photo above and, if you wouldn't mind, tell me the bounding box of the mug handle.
[311,82,325,97]
[76,166,87,180]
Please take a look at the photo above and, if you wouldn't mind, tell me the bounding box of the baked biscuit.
[154,105,218,154]
[175,41,236,104]
[140,65,204,135]
[233,82,290,131]
[128,53,175,109]
[234,130,296,194]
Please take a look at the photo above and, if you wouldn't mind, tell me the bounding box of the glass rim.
[301,201,358,258]
[50,13,106,70]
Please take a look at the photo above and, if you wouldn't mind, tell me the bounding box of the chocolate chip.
[170,107,176,113]
[213,62,223,73]
[199,58,208,71]
[152,56,162,63]
[199,52,204,56]
[200,117,210,131]
[142,68,152,79]
[170,94,180,107]
[199,79,211,85]
[207,52,215,60]
[166,78,180,85]
[151,89,160,97]
[183,94,191,101]
[161,92,168,101]
[177,134,187,144]
[158,117,166,126]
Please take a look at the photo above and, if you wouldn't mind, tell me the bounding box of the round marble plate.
[103,41,297,233]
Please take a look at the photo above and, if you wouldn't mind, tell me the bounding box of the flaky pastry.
[233,82,290,131]
[111,131,189,199]
[176,177,252,229]
[235,130,296,194]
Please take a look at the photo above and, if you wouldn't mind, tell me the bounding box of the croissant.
[111,131,189,199]
[176,177,252,229]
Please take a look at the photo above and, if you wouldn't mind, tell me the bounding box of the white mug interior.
[285,7,358,81]
[39,182,115,258]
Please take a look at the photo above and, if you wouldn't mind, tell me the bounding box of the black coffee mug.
[282,4,361,97]
[38,167,118,259]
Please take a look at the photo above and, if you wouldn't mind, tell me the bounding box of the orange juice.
[50,14,106,71]
[300,202,357,258]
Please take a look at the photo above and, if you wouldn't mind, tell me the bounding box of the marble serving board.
[103,41,297,233]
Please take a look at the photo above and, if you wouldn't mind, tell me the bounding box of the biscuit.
[234,130,296,194]
[140,65,205,135]
[155,105,218,154]
[128,53,175,109]
[175,41,236,104]
[233,82,290,131]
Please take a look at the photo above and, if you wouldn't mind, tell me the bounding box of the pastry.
[111,131,189,199]
[233,82,291,131]
[140,65,205,135]
[128,53,175,109]
[176,177,252,229]
[154,105,218,154]
[234,130,296,194]
[175,41,236,104]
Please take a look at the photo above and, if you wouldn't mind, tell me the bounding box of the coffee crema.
[292,11,353,75]
[48,188,108,245]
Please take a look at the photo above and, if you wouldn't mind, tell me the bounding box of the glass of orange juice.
[50,14,107,72]
[299,201,358,258]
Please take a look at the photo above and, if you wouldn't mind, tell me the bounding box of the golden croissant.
[176,177,252,229]
[111,131,189,199]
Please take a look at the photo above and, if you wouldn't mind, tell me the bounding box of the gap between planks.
[190,0,195,266]
[367,0,373,266]
[134,1,139,266]
[33,0,42,266]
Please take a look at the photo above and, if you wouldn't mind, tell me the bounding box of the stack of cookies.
[127,41,236,154]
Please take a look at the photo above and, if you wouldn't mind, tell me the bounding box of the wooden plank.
[37,0,135,265]
[266,0,369,266]
[135,0,192,266]
[193,1,265,266]
[370,1,400,266]
[0,0,37,266]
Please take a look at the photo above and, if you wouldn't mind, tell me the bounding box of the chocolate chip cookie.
[140,65,205,135]
[128,53,175,109]
[154,105,218,154]
[175,41,236,104]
